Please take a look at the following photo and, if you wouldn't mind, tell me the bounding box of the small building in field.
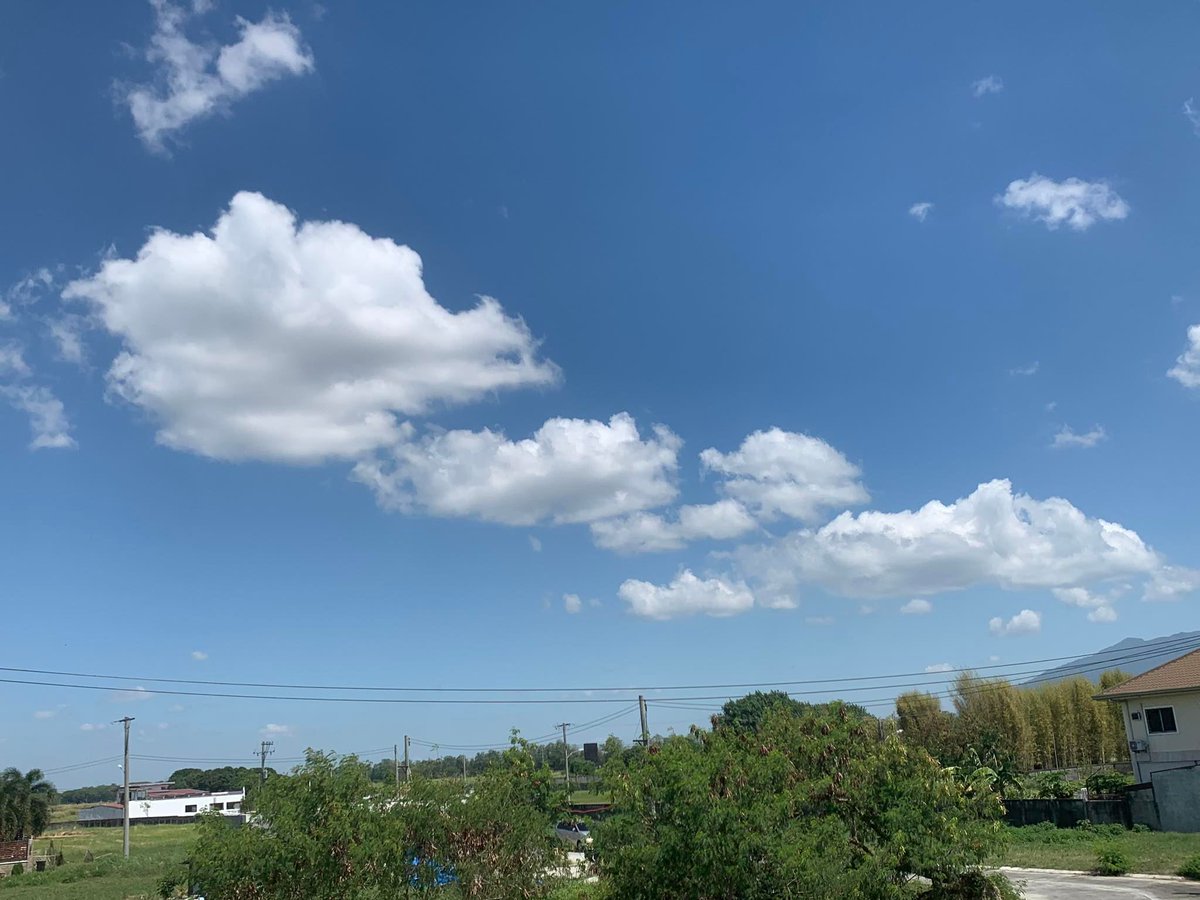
[1095,646,1200,784]
[78,782,245,826]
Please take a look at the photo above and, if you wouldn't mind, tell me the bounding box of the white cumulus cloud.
[735,479,1163,605]
[618,570,755,620]
[121,0,314,150]
[988,609,1041,637]
[354,413,679,525]
[997,174,1129,231]
[1168,325,1200,389]
[699,428,867,523]
[65,192,559,464]
[909,202,934,222]
[590,499,756,553]
[563,593,582,614]
[1052,425,1107,449]
[1052,586,1118,623]
[900,598,933,615]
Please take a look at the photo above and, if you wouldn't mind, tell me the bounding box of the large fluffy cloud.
[618,570,754,620]
[352,413,680,525]
[122,1,314,150]
[735,479,1162,604]
[65,192,559,463]
[996,174,1129,231]
[699,428,868,522]
[1168,324,1200,388]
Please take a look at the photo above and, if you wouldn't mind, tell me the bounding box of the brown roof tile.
[1095,647,1200,699]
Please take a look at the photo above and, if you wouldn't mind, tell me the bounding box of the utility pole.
[403,735,411,783]
[461,755,467,786]
[394,744,400,790]
[638,695,650,746]
[258,740,274,784]
[115,716,134,859]
[556,722,572,807]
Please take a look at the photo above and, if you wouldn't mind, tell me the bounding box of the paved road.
[1002,868,1200,899]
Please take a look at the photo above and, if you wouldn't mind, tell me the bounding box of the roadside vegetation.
[1001,822,1200,875]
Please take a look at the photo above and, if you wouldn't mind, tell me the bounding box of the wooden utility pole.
[115,717,134,859]
[638,695,650,746]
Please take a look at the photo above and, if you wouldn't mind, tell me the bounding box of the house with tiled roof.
[1095,646,1200,784]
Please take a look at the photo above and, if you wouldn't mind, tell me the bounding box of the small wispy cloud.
[113,686,155,703]
[1052,425,1107,449]
[80,722,109,732]
[528,535,542,553]
[900,598,932,615]
[261,723,292,736]
[804,615,835,626]
[563,593,582,614]
[1008,361,1039,377]
[908,201,934,222]
[972,75,1004,97]
[34,710,56,720]
[924,662,954,673]
[191,650,208,661]
[1185,98,1200,136]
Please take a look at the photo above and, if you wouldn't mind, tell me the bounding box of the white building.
[1095,647,1200,784]
[78,781,245,826]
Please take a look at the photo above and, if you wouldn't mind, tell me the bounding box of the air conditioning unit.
[1128,740,1149,753]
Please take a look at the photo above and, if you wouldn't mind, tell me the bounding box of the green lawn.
[1000,823,1200,875]
[0,825,196,900]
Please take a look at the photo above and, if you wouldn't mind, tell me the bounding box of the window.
[227,801,240,811]
[184,804,197,813]
[212,802,224,810]
[1145,706,1177,734]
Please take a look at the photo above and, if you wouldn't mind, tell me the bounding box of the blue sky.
[3,1,1200,786]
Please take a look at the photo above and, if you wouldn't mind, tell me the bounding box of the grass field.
[0,825,196,900]
[1000,823,1200,875]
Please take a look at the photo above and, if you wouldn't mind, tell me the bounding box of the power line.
[0,634,1193,695]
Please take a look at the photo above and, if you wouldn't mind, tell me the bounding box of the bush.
[9,863,22,876]
[1093,844,1130,876]
[1131,823,1151,834]
[1085,771,1133,797]
[1178,855,1200,880]
[927,871,1024,899]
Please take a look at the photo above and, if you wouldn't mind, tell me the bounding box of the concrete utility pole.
[258,740,274,783]
[638,695,650,746]
[394,744,400,789]
[461,755,468,785]
[556,722,572,806]
[403,735,411,783]
[115,716,134,859]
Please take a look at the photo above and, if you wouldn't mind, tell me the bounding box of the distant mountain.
[1030,631,1200,685]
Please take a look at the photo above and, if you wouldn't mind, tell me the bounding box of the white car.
[554,821,592,848]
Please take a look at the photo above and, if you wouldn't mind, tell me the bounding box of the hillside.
[1032,630,1200,684]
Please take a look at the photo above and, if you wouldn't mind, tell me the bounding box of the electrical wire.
[1,633,1194,696]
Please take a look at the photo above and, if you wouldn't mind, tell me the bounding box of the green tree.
[896,690,957,760]
[188,741,567,899]
[0,768,56,841]
[597,702,1011,899]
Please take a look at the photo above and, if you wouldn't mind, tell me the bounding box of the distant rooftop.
[1095,647,1200,700]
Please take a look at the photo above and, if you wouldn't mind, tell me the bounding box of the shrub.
[1085,771,1133,797]
[1093,844,1130,876]
[1178,855,1200,880]
[1131,823,1151,834]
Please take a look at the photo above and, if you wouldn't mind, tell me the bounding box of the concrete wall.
[1150,765,1200,833]
[1003,799,1129,828]
[1126,785,1161,831]
[1120,691,1200,783]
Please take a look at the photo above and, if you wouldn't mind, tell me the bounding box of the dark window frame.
[1145,706,1177,734]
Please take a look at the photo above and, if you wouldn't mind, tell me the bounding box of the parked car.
[554,821,591,848]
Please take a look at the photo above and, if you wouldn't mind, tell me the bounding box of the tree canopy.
[0,768,56,841]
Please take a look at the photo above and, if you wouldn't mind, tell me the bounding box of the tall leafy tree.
[0,768,56,841]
